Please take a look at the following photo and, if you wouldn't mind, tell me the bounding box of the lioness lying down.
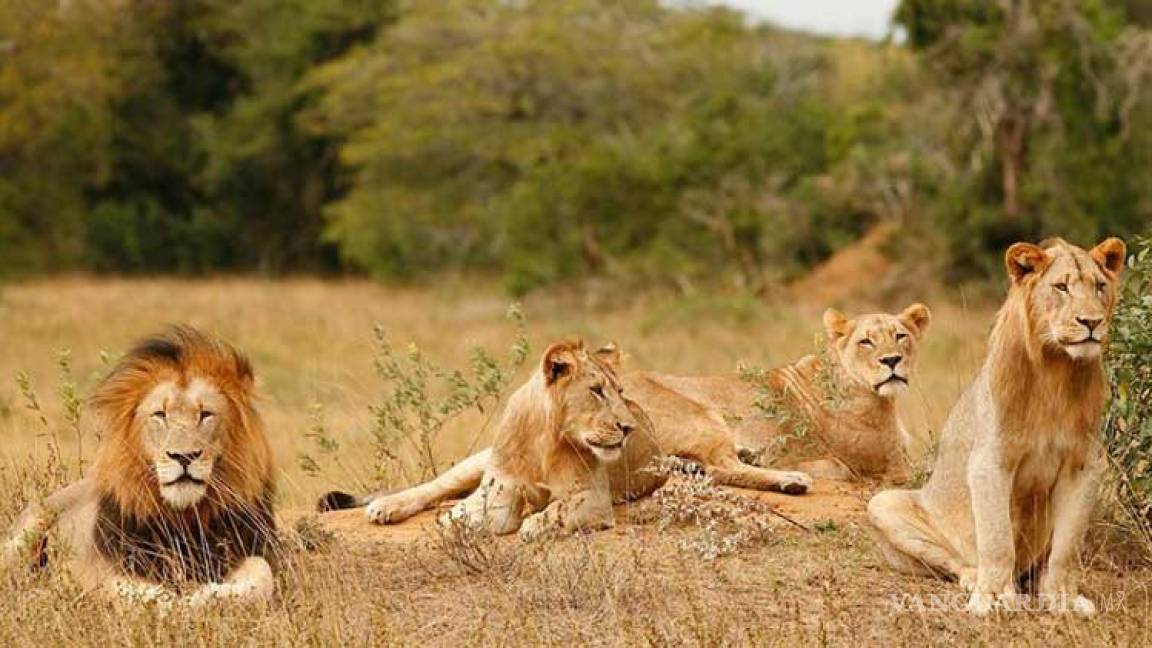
[869,237,1126,615]
[320,340,811,537]
[623,303,930,483]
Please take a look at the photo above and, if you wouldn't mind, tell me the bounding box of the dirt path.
[272,479,1152,644]
[289,478,873,547]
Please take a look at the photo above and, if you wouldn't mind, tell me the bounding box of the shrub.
[1105,237,1152,550]
[300,305,529,488]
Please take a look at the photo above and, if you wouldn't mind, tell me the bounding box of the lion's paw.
[1042,592,1096,616]
[365,495,424,525]
[1070,595,1097,616]
[518,514,551,543]
[967,590,1016,615]
[957,567,977,593]
[778,471,813,496]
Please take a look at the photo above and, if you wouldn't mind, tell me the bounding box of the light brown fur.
[324,340,664,539]
[868,238,1126,615]
[323,339,811,537]
[1,327,277,605]
[622,304,931,483]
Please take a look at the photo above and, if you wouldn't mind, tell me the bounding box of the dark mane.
[93,488,277,585]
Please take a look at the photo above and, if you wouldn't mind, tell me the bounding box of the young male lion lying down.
[0,327,278,605]
[868,237,1126,615]
[320,340,811,537]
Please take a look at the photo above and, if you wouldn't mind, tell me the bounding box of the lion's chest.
[93,495,276,585]
[1006,427,1089,565]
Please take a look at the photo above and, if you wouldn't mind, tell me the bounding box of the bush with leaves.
[300,305,529,488]
[1105,237,1152,547]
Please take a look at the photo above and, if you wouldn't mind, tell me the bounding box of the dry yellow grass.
[0,277,1147,646]
[0,277,990,497]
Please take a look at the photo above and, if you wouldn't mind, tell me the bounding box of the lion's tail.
[316,491,370,512]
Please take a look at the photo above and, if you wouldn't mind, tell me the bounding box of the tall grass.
[2,278,1151,644]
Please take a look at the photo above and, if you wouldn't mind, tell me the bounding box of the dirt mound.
[790,222,896,305]
[290,478,872,546]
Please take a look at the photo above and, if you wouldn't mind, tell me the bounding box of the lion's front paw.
[777,471,813,496]
[518,514,551,542]
[957,567,978,593]
[111,580,174,607]
[967,589,1017,615]
[1040,591,1096,616]
[1070,595,1096,616]
[187,584,228,608]
[365,494,424,525]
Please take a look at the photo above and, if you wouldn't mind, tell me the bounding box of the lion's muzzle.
[156,450,214,509]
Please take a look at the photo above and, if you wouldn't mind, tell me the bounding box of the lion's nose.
[167,451,202,467]
[616,421,634,437]
[1076,317,1102,334]
[879,354,903,369]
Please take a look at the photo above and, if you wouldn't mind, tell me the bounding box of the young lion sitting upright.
[868,237,1126,615]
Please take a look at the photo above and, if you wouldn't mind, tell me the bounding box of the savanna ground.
[0,278,1149,646]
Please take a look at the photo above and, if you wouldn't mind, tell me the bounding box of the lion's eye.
[590,385,605,399]
[151,410,166,421]
[1096,281,1107,294]
[1054,282,1069,293]
[199,411,214,423]
[858,339,874,348]
[895,333,908,342]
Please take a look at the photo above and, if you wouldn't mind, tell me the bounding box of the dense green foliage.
[1,0,1149,288]
[895,0,1152,279]
[1106,238,1152,535]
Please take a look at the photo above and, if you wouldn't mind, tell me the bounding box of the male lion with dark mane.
[0,327,277,605]
[320,339,812,535]
[869,237,1126,616]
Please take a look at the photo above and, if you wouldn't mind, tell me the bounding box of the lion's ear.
[1090,237,1126,275]
[594,342,621,371]
[542,341,580,386]
[899,303,931,336]
[1005,242,1049,283]
[823,309,853,342]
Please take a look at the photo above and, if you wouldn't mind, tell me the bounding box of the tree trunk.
[998,116,1027,218]
[580,223,604,272]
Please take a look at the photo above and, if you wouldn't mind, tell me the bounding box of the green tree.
[896,0,1152,277]
[0,1,128,274]
[310,0,875,292]
[87,0,395,273]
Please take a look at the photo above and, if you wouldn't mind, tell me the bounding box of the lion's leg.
[441,468,525,535]
[105,575,177,605]
[1038,458,1100,616]
[188,556,275,607]
[366,449,491,525]
[1,502,49,570]
[520,461,617,541]
[867,489,970,583]
[706,455,812,495]
[794,458,854,482]
[519,488,614,541]
[966,443,1018,614]
[2,479,90,570]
